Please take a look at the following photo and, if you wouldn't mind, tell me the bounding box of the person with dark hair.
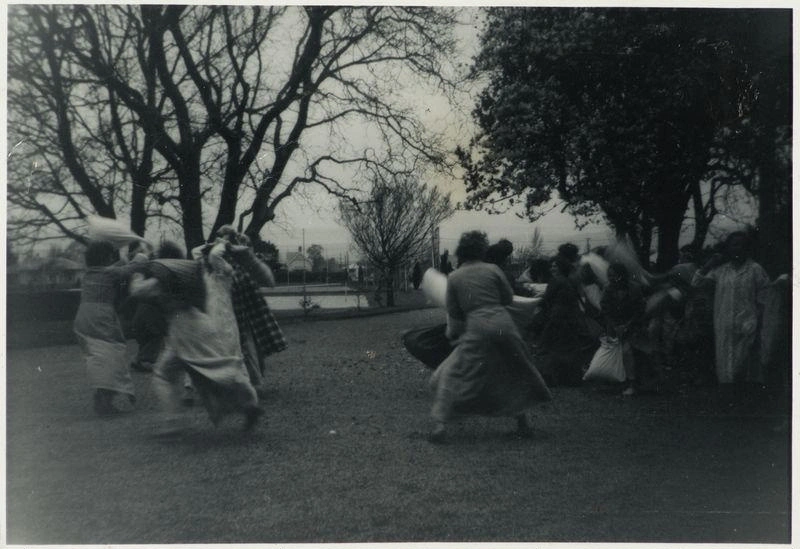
[157,240,185,260]
[693,231,769,388]
[485,238,514,264]
[485,238,516,287]
[532,254,597,386]
[557,242,580,264]
[600,262,647,395]
[428,230,551,443]
[74,240,148,415]
[84,240,118,269]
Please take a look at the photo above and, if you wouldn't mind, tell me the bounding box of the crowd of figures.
[404,230,790,443]
[70,216,789,443]
[73,221,286,435]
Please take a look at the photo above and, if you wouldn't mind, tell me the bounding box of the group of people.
[73,224,287,434]
[74,219,787,442]
[416,229,789,442]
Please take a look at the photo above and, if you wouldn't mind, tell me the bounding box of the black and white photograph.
[3,2,793,545]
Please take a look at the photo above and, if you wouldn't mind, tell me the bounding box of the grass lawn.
[5,307,791,544]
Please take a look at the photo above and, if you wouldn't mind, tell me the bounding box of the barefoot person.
[428,231,552,443]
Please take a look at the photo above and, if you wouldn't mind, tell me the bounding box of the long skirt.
[74,302,135,397]
[430,306,551,422]
[158,308,257,422]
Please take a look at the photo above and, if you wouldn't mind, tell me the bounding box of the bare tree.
[7,5,193,248]
[339,173,453,306]
[7,6,462,251]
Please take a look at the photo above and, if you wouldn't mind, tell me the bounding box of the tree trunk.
[755,151,791,277]
[179,158,206,250]
[210,145,244,238]
[384,268,395,307]
[212,178,241,238]
[690,181,710,252]
[243,173,280,240]
[130,181,147,237]
[655,206,684,271]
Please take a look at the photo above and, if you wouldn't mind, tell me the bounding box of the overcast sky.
[258,3,761,263]
[252,6,615,262]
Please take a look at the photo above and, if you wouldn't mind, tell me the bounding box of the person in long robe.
[693,231,769,385]
[73,241,147,415]
[130,241,262,434]
[216,226,287,397]
[428,231,552,443]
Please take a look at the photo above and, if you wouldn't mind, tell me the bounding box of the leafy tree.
[306,244,326,273]
[339,173,454,306]
[250,237,280,273]
[7,6,461,250]
[459,8,790,269]
[701,10,791,275]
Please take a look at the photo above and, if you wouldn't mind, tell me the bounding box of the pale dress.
[74,267,136,397]
[431,261,551,422]
[154,246,257,423]
[694,259,770,383]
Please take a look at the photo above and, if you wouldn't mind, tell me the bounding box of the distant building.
[285,251,312,272]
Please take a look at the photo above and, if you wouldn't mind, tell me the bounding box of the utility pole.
[302,229,306,300]
[431,226,439,269]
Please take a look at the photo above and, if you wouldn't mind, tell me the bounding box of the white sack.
[583,336,626,383]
